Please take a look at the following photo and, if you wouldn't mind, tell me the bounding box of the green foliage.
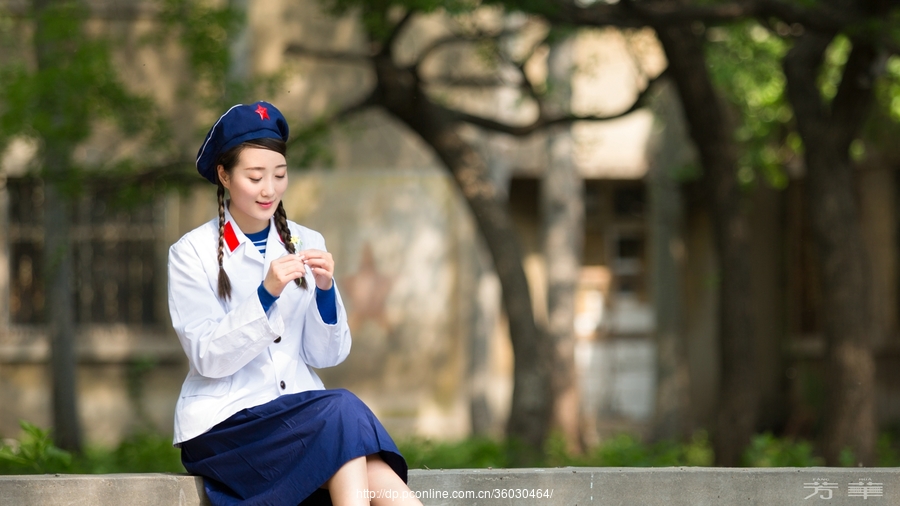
[0,422,183,475]
[0,2,159,154]
[0,0,171,208]
[326,0,424,44]
[151,0,246,107]
[876,432,900,467]
[482,0,562,19]
[818,36,851,103]
[399,436,511,469]
[398,431,713,469]
[875,55,900,124]
[401,431,900,469]
[741,432,824,467]
[838,447,857,467]
[0,422,73,474]
[100,431,185,473]
[287,117,338,169]
[552,432,713,468]
[705,22,791,189]
[324,0,478,43]
[0,0,269,203]
[7,423,900,474]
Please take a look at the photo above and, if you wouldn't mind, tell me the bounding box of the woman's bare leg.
[323,454,421,506]
[324,456,370,506]
[367,454,423,506]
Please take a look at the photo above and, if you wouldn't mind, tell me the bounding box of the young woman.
[168,101,422,506]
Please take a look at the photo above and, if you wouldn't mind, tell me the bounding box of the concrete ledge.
[0,473,207,506]
[1,467,898,505]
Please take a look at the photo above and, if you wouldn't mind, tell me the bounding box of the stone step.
[0,467,896,505]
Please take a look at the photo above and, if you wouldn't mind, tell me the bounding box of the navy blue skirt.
[180,388,408,506]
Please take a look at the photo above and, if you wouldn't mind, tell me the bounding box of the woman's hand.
[298,249,334,291]
[263,255,307,297]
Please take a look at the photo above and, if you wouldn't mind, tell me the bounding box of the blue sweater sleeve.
[257,283,278,313]
[315,284,338,325]
[259,281,336,324]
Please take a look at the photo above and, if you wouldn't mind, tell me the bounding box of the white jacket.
[168,206,351,444]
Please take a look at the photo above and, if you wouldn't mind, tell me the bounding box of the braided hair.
[214,137,306,301]
[216,180,232,300]
[275,201,307,290]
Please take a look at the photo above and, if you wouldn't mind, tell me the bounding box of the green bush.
[577,431,713,467]
[398,436,511,469]
[876,432,900,467]
[0,421,183,475]
[0,421,73,474]
[81,431,184,474]
[741,432,824,467]
[7,420,900,474]
[398,431,714,469]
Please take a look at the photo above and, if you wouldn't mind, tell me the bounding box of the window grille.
[7,177,162,325]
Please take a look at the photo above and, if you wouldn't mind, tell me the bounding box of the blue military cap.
[195,101,290,184]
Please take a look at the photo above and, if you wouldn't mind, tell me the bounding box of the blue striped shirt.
[245,226,269,256]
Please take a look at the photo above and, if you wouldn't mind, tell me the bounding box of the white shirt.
[167,205,351,444]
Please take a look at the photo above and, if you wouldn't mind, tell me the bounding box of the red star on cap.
[254,104,269,120]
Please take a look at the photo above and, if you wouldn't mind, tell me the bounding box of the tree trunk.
[783,33,877,466]
[372,55,554,462]
[648,83,691,441]
[656,24,757,466]
[43,179,81,453]
[34,0,82,453]
[543,128,584,453]
[542,37,584,454]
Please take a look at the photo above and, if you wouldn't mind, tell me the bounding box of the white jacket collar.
[222,203,283,255]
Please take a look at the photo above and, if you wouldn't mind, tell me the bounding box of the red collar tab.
[224,221,240,252]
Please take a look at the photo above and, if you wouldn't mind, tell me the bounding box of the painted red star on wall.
[255,104,269,120]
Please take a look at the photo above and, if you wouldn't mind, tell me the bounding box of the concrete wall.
[3,468,900,505]
[286,169,501,438]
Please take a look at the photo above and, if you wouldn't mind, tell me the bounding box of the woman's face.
[218,146,288,234]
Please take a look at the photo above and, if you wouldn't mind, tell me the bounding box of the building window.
[612,232,645,297]
[8,177,162,325]
[607,184,646,300]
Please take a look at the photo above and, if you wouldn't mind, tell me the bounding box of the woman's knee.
[328,388,368,414]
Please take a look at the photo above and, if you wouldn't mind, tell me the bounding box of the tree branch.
[424,76,517,88]
[550,0,851,32]
[498,33,548,105]
[783,31,831,130]
[410,28,522,72]
[417,24,549,111]
[412,35,472,71]
[382,9,416,57]
[284,44,373,63]
[285,89,380,151]
[831,40,880,149]
[445,68,667,136]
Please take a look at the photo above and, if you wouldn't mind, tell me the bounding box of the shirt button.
[280,381,286,390]
[274,336,282,343]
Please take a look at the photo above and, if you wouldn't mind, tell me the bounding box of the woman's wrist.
[258,283,279,312]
